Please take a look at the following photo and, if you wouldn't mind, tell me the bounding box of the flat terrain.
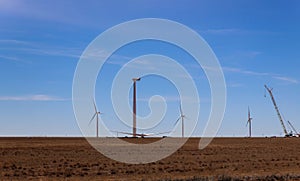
[0,137,300,180]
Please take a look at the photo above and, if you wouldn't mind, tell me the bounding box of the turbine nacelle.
[132,77,141,82]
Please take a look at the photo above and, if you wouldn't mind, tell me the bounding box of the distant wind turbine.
[246,106,253,138]
[89,100,102,138]
[175,104,186,138]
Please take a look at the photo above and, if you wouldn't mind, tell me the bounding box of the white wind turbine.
[89,100,102,138]
[174,104,186,138]
[246,106,253,138]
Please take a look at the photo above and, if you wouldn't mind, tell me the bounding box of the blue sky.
[0,0,299,137]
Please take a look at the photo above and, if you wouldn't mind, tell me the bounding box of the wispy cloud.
[223,66,299,84]
[227,83,244,88]
[273,76,299,84]
[138,96,180,102]
[0,46,82,59]
[0,38,83,60]
[201,28,241,35]
[0,0,20,12]
[125,58,162,71]
[0,53,33,64]
[0,40,133,62]
[23,47,81,58]
[138,95,202,103]
[0,95,67,101]
[0,1,109,28]
[223,67,270,76]
[0,39,30,45]
[82,48,132,64]
[201,28,278,36]
[0,55,24,62]
[223,51,263,62]
[0,1,70,24]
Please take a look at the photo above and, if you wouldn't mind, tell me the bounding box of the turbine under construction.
[132,77,141,138]
[264,85,292,137]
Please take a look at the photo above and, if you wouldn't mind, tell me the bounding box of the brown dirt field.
[0,137,300,180]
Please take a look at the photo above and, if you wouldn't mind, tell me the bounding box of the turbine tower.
[132,77,141,138]
[89,100,102,138]
[175,104,186,138]
[246,107,253,137]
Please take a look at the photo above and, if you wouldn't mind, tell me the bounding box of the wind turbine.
[175,104,186,138]
[246,106,253,138]
[89,100,102,138]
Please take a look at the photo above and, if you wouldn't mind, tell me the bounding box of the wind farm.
[2,77,300,180]
[1,1,300,180]
[89,82,300,139]
[2,71,299,180]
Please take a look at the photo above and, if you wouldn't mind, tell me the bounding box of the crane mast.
[264,85,290,137]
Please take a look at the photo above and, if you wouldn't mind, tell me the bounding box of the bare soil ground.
[0,137,300,180]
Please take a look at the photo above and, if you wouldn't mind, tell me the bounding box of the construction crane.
[287,121,300,137]
[264,85,292,137]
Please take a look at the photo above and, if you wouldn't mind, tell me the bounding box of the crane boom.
[288,121,298,134]
[264,85,289,136]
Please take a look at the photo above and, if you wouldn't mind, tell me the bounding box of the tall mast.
[264,85,289,136]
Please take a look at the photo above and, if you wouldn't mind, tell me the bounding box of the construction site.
[1,83,299,180]
[263,85,299,138]
[245,85,300,138]
[88,82,300,139]
[1,1,299,180]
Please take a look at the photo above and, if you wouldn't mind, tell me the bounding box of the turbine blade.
[93,100,97,113]
[180,104,183,116]
[155,131,171,135]
[137,133,148,137]
[118,132,134,136]
[110,130,132,136]
[148,131,171,136]
[89,113,97,125]
[248,106,250,119]
[174,117,181,125]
